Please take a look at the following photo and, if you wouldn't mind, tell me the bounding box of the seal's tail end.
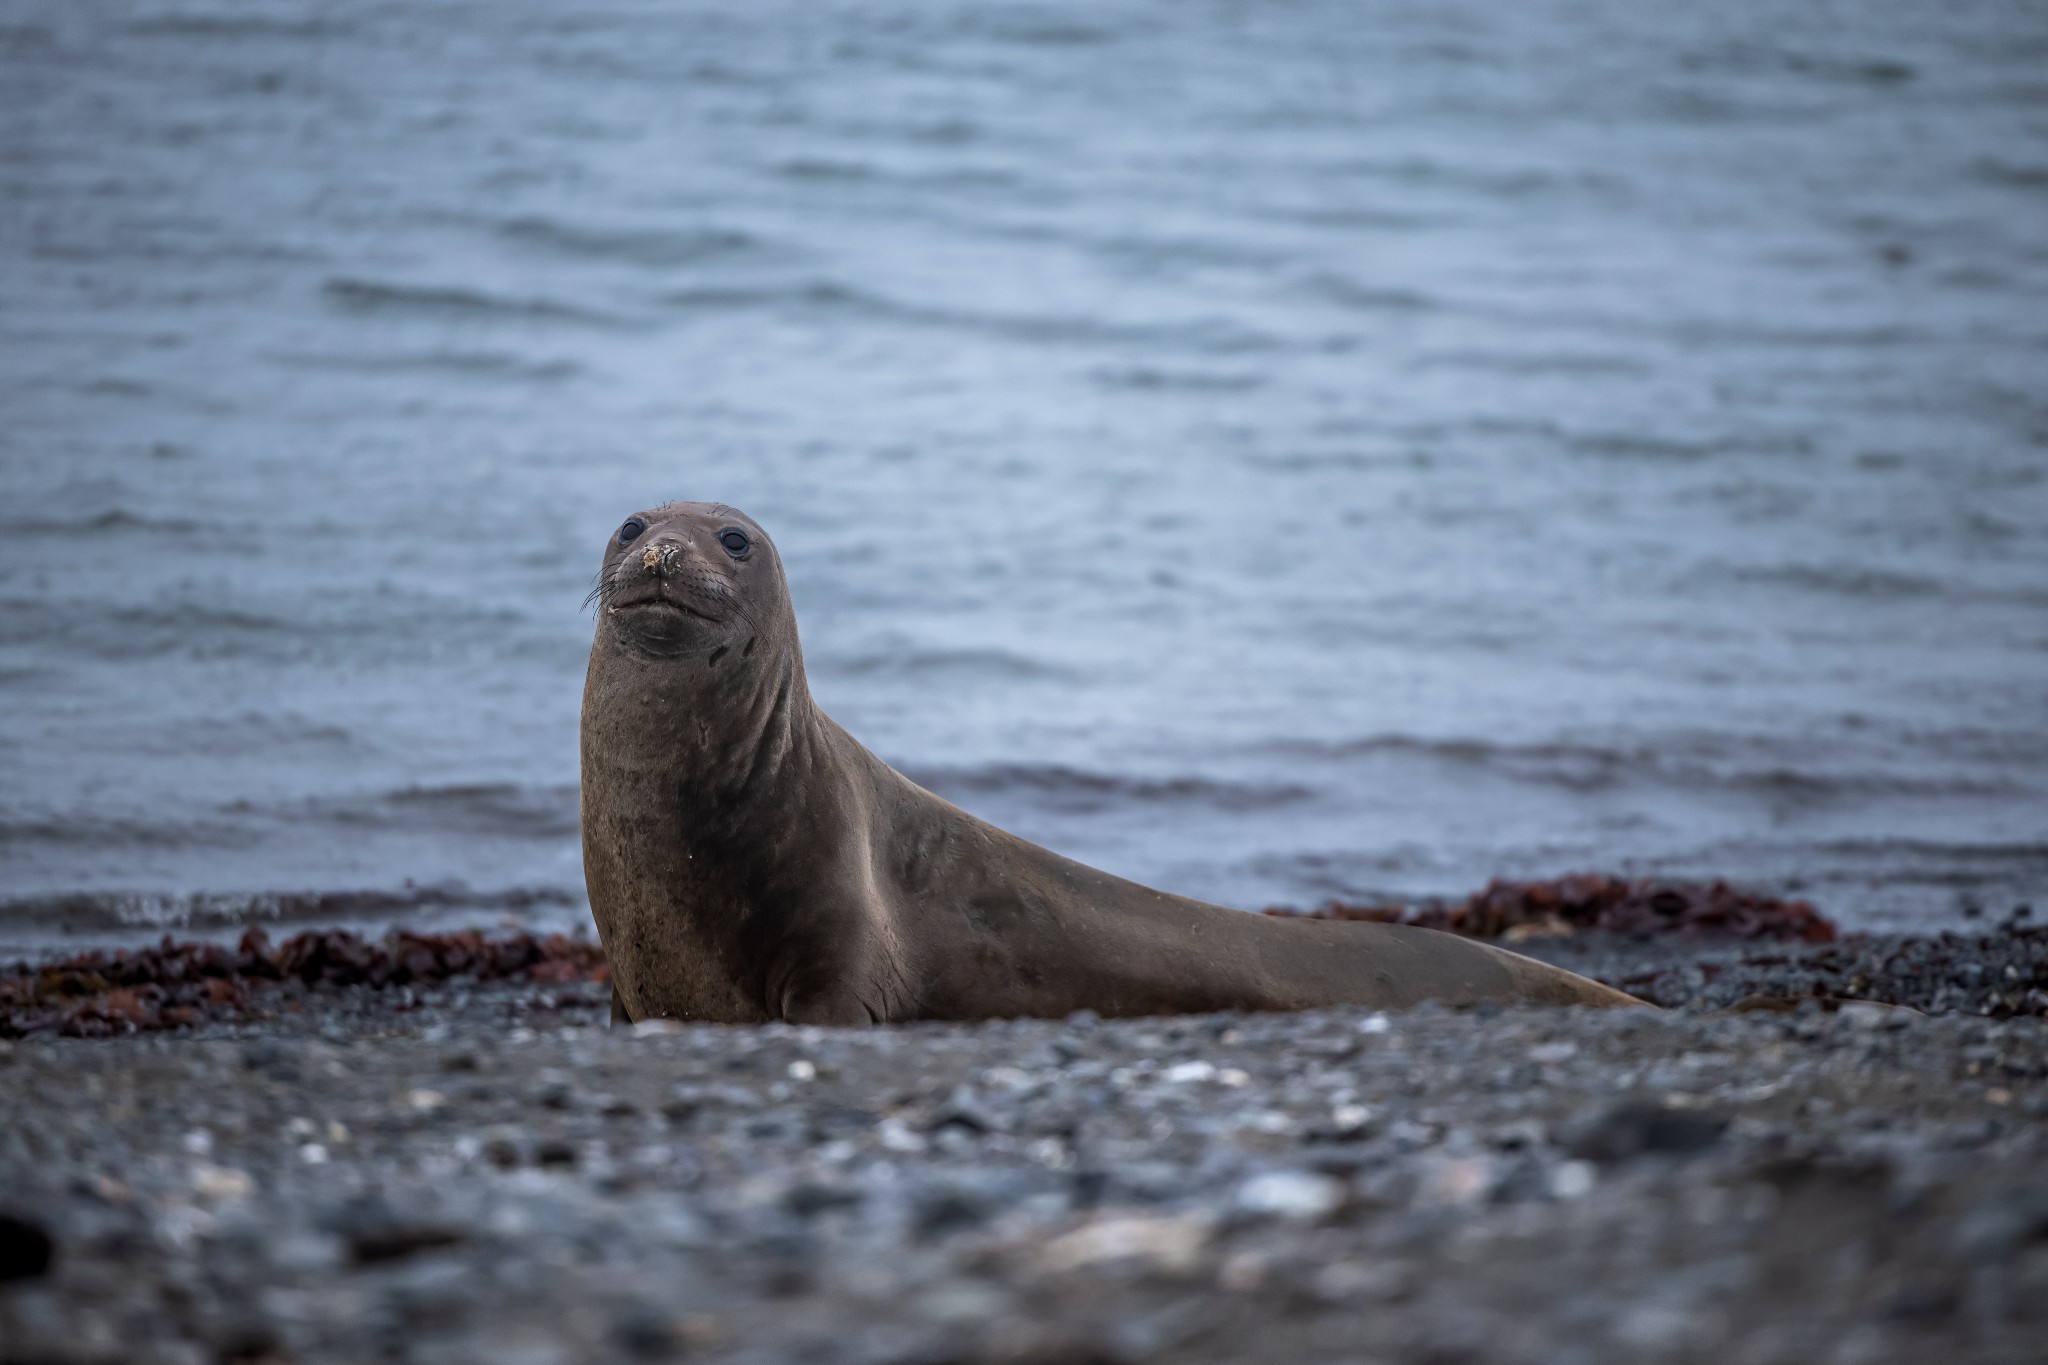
[1522,960,1654,1009]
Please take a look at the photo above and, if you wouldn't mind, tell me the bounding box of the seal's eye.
[617,518,646,546]
[718,529,751,559]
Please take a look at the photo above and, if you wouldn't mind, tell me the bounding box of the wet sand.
[3,928,2045,1364]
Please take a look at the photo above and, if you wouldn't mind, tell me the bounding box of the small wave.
[323,277,618,325]
[0,883,583,942]
[127,13,337,40]
[135,712,361,760]
[773,158,877,183]
[0,598,298,663]
[1238,844,1469,906]
[1267,204,1445,232]
[965,14,1117,46]
[824,647,1070,680]
[0,508,209,537]
[899,117,982,146]
[1090,367,1264,393]
[1413,350,1646,377]
[1568,429,1816,461]
[1084,231,1289,273]
[990,310,1275,353]
[1971,158,2048,191]
[0,811,259,852]
[1678,42,1917,87]
[1243,449,1407,473]
[1723,562,1947,600]
[655,279,1277,353]
[77,376,151,397]
[1264,735,2034,801]
[266,348,581,381]
[677,59,776,88]
[0,22,54,50]
[1300,273,1439,314]
[221,784,581,841]
[497,216,759,266]
[1805,836,2048,867]
[1270,735,1655,794]
[658,280,876,314]
[1,782,576,860]
[1665,318,1919,348]
[1373,156,1619,198]
[906,763,1314,814]
[5,583,545,668]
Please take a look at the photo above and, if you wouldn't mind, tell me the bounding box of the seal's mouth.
[607,585,713,620]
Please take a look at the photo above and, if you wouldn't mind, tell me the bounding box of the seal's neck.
[607,641,813,783]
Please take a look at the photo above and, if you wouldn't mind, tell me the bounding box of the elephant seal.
[581,501,1641,1025]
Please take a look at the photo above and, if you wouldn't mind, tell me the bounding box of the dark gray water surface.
[3,1,2045,953]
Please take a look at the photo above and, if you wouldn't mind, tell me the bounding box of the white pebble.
[1235,1170,1345,1219]
[877,1117,927,1153]
[1550,1160,1597,1199]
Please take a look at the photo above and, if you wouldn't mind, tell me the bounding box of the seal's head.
[590,501,788,661]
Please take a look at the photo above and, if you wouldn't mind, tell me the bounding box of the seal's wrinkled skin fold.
[582,502,1640,1025]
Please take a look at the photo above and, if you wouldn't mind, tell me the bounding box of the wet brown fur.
[582,502,1641,1026]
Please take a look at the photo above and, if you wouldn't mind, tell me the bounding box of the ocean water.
[2,0,2045,956]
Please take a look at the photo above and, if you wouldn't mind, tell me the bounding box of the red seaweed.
[0,927,608,1038]
[1262,873,1837,943]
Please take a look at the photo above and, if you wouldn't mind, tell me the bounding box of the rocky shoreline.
[1,920,2044,1364]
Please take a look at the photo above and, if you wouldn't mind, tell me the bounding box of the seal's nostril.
[641,546,664,571]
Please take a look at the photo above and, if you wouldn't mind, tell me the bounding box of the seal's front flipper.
[611,984,631,1027]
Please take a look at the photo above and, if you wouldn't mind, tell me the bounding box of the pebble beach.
[4,924,2045,1365]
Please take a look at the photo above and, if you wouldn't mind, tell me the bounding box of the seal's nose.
[638,541,680,575]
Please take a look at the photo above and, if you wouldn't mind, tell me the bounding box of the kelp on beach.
[1261,873,1839,943]
[0,927,608,1039]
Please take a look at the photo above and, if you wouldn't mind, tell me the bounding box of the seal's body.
[582,502,1639,1025]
